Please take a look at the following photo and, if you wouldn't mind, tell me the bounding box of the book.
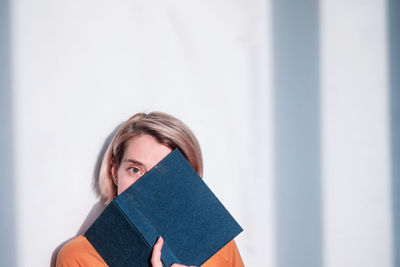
[85,148,243,267]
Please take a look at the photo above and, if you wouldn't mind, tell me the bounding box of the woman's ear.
[111,165,118,185]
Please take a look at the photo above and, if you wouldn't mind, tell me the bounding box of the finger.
[151,237,164,267]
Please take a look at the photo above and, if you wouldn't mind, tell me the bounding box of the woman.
[56,112,244,267]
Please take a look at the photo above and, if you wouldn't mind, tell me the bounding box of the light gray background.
[0,0,398,267]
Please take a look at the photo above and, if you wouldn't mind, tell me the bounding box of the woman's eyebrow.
[124,159,148,172]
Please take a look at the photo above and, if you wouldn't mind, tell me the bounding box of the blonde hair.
[97,112,203,204]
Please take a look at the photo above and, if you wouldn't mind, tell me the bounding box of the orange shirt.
[57,235,243,267]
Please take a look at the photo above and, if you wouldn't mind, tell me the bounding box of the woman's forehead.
[122,134,172,169]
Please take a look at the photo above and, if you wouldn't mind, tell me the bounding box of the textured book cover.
[85,149,243,267]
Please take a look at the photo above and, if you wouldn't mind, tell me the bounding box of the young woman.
[56,112,243,267]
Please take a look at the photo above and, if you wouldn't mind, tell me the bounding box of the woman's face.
[112,134,172,195]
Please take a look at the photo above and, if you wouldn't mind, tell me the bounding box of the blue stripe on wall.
[272,1,322,267]
[389,0,400,266]
[0,0,16,266]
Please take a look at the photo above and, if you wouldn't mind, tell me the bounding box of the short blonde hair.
[97,112,203,204]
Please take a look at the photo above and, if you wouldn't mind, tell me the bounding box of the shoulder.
[56,235,108,267]
[202,240,244,267]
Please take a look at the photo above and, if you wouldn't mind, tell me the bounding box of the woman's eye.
[128,167,141,175]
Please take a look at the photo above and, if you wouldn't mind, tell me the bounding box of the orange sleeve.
[57,235,243,267]
[202,240,244,267]
[56,235,108,267]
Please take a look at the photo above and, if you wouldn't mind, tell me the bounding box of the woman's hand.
[151,237,196,267]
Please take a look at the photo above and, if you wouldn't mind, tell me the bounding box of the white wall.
[320,1,393,267]
[10,0,274,266]
[2,0,396,267]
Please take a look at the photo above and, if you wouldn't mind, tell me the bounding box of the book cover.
[85,149,243,267]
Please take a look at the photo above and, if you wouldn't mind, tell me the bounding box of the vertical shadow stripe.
[0,0,16,266]
[272,1,322,267]
[389,0,400,266]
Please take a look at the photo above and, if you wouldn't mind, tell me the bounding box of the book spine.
[115,197,179,267]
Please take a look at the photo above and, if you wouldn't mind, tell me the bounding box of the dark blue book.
[85,149,243,267]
